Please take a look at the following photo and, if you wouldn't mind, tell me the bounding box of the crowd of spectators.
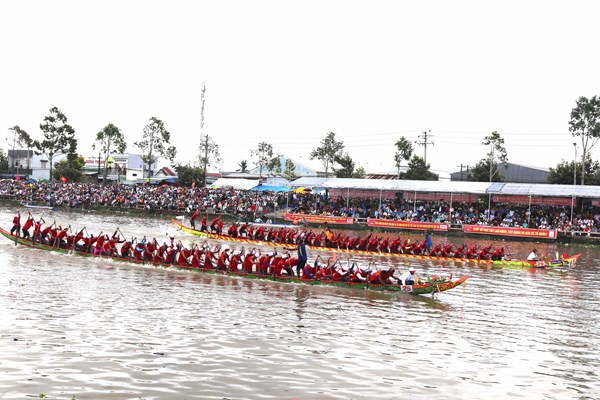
[1,179,599,234]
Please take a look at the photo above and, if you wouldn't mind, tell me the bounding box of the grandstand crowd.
[1,179,598,233]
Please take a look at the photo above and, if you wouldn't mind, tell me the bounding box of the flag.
[15,175,20,181]
[60,176,67,183]
[191,181,196,188]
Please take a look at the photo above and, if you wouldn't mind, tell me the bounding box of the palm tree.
[238,160,248,173]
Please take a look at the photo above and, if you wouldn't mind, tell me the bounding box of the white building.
[6,149,65,181]
[83,153,157,183]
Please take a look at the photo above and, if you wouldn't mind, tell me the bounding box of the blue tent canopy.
[250,185,290,192]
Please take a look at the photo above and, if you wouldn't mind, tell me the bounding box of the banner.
[463,225,557,239]
[492,195,573,206]
[367,218,449,231]
[284,214,354,225]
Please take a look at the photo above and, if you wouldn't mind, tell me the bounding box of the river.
[0,207,598,400]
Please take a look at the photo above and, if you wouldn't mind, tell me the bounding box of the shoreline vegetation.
[2,198,598,247]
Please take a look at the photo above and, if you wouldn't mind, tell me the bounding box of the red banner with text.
[492,195,573,206]
[284,214,355,225]
[367,219,449,231]
[463,225,557,239]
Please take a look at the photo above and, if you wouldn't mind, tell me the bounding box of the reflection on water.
[0,208,599,399]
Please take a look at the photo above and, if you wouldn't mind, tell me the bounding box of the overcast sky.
[1,0,599,179]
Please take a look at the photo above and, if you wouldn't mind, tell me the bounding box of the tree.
[394,136,413,178]
[483,131,508,181]
[334,152,355,178]
[354,166,366,179]
[267,155,282,176]
[134,117,177,178]
[0,149,8,172]
[238,160,248,173]
[404,155,438,180]
[35,107,76,181]
[547,155,600,185]
[93,123,127,183]
[251,142,273,180]
[310,131,344,177]
[468,158,505,182]
[52,153,85,182]
[569,95,600,185]
[198,134,222,187]
[174,163,205,187]
[7,126,33,175]
[283,158,297,181]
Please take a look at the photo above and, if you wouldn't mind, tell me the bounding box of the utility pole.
[415,130,434,165]
[457,164,469,181]
[198,82,206,167]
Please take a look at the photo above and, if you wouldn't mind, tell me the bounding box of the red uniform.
[243,253,257,273]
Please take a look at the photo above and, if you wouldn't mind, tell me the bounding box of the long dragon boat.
[171,219,581,270]
[0,227,468,297]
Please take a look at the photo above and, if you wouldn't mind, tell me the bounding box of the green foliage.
[394,136,413,178]
[238,160,248,173]
[403,155,438,180]
[353,166,366,179]
[470,131,508,182]
[569,95,600,184]
[93,123,127,183]
[134,117,177,178]
[468,158,506,182]
[198,134,222,186]
[251,142,273,177]
[283,158,297,180]
[174,163,205,187]
[0,149,8,172]
[309,131,344,177]
[52,153,85,182]
[334,152,355,178]
[547,155,600,185]
[267,155,282,176]
[35,107,77,181]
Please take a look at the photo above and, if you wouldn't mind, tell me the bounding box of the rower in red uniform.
[453,245,465,258]
[200,214,208,232]
[10,211,21,236]
[190,209,200,230]
[243,249,258,273]
[204,245,220,269]
[33,217,45,241]
[466,245,478,259]
[177,244,192,267]
[229,249,243,272]
[21,212,34,239]
[216,247,231,270]
[302,260,318,279]
[369,268,396,285]
[478,245,492,261]
[120,240,133,258]
[154,242,169,264]
[227,223,238,238]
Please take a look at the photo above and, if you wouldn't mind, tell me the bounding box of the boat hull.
[171,219,581,269]
[0,227,468,296]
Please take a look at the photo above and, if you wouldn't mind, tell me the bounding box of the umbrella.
[293,187,312,194]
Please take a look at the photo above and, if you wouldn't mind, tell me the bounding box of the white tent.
[211,178,259,190]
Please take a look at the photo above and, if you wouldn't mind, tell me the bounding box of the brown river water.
[0,207,599,400]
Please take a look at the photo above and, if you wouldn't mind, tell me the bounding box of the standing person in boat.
[200,213,208,232]
[21,211,34,240]
[189,209,200,230]
[285,237,308,278]
[399,267,418,285]
[10,211,21,237]
[527,248,539,261]
[424,229,433,255]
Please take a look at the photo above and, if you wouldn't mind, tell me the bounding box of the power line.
[415,130,434,165]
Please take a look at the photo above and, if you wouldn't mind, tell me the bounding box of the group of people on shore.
[8,212,422,286]
[1,179,599,233]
